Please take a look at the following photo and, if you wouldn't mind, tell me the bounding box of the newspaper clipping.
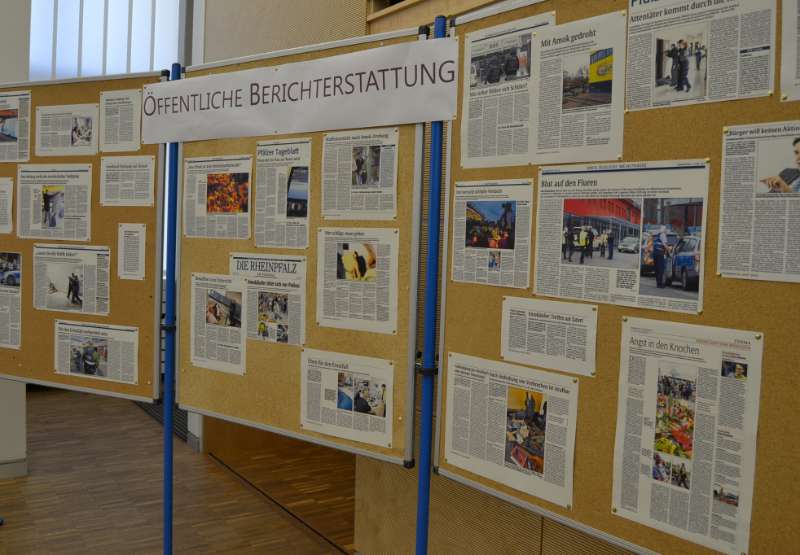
[118,223,145,280]
[54,320,139,384]
[322,128,398,220]
[0,177,12,234]
[0,252,21,349]
[230,252,306,346]
[301,348,393,448]
[36,103,99,156]
[534,161,709,314]
[461,13,555,168]
[0,90,30,162]
[183,155,252,239]
[100,155,155,206]
[255,138,311,249]
[191,272,246,375]
[17,164,91,241]
[33,244,109,315]
[718,120,800,283]
[781,0,800,101]
[316,227,399,334]
[626,0,776,111]
[500,297,597,377]
[444,352,578,507]
[452,179,532,288]
[612,317,763,555]
[99,89,141,152]
[531,12,626,164]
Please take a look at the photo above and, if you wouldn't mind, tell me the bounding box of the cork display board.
[177,35,421,462]
[0,74,165,401]
[435,1,799,554]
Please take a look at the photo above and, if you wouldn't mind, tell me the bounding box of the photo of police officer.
[653,24,707,103]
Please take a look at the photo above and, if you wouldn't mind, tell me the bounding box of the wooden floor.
[0,388,342,555]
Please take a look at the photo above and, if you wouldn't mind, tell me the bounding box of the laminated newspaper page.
[17,164,91,241]
[0,90,30,162]
[612,317,763,555]
[229,252,306,346]
[118,223,145,280]
[300,348,393,448]
[316,227,399,334]
[781,0,800,101]
[534,160,709,314]
[99,89,141,152]
[100,155,155,206]
[452,179,532,288]
[444,352,578,508]
[718,120,800,282]
[0,252,21,349]
[36,103,99,156]
[255,138,311,249]
[460,13,555,168]
[54,320,139,385]
[183,155,252,239]
[0,177,12,234]
[530,11,626,164]
[190,272,246,375]
[322,128,398,220]
[626,0,776,111]
[33,244,110,316]
[500,297,597,377]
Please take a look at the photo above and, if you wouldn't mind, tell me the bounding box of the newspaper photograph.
[612,317,763,555]
[230,252,306,346]
[534,160,709,314]
[301,348,393,448]
[0,252,21,349]
[444,352,578,507]
[183,155,252,239]
[322,128,398,220]
[17,164,91,241]
[33,244,109,316]
[191,272,246,374]
[99,89,141,152]
[452,179,532,288]
[531,11,626,164]
[781,0,800,101]
[36,103,99,156]
[626,0,776,111]
[500,297,597,377]
[461,13,555,168]
[255,138,311,249]
[54,320,138,385]
[0,90,30,162]
[718,120,800,282]
[118,223,145,280]
[316,227,398,334]
[100,155,155,206]
[0,177,12,234]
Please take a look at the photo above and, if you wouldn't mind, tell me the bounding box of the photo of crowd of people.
[286,166,309,218]
[45,263,83,311]
[40,185,65,230]
[206,172,250,214]
[351,145,383,187]
[713,485,740,507]
[465,200,516,250]
[336,371,387,417]
[756,136,800,195]
[256,292,288,343]
[70,115,93,147]
[0,108,18,142]
[561,198,641,269]
[654,368,696,462]
[721,360,748,381]
[0,252,20,287]
[654,25,707,102]
[336,242,377,282]
[69,335,108,377]
[562,48,613,110]
[470,33,531,89]
[205,289,242,328]
[505,386,547,476]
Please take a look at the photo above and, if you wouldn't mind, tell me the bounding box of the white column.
[187,411,203,452]
[0,379,27,478]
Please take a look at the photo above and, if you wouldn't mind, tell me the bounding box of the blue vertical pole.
[416,15,447,555]
[163,62,181,555]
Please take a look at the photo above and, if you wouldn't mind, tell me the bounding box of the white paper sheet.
[36,103,99,156]
[16,164,92,241]
[117,223,145,280]
[0,178,12,234]
[54,320,139,384]
[100,155,155,206]
[99,89,142,152]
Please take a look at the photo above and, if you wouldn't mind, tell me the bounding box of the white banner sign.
[142,39,458,143]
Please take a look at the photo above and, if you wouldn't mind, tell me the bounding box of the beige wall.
[202,0,368,62]
[0,0,31,83]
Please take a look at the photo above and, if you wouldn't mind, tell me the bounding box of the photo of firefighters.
[351,145,383,187]
[286,166,309,218]
[206,172,250,214]
[721,360,748,381]
[0,252,20,287]
[44,263,83,311]
[465,200,516,250]
[70,115,93,147]
[336,242,377,282]
[713,485,740,507]
[562,48,613,110]
[505,386,547,476]
[0,108,18,142]
[654,366,696,462]
[336,371,387,417]
[654,24,707,103]
[561,198,641,269]
[638,197,703,300]
[205,289,242,328]
[256,291,288,343]
[470,32,531,89]
[39,185,65,229]
[756,136,800,195]
[69,335,108,377]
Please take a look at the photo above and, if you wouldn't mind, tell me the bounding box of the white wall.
[0,0,31,83]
